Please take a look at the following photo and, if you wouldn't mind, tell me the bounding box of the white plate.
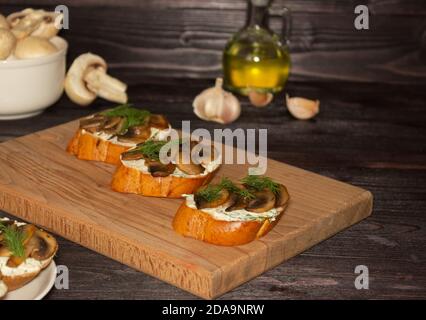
[3,261,56,300]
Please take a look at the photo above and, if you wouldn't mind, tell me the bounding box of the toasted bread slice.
[0,219,58,292]
[172,202,284,246]
[67,129,130,165]
[1,255,55,292]
[0,280,7,299]
[111,164,216,198]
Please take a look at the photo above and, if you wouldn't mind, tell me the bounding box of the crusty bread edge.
[1,246,57,292]
[172,202,285,246]
[67,129,130,165]
[111,164,217,198]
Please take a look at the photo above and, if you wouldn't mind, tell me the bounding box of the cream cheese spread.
[182,194,282,222]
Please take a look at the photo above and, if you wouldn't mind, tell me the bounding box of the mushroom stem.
[84,68,128,104]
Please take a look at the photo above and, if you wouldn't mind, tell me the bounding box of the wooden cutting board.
[0,120,373,299]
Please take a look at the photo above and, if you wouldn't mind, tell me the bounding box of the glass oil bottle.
[223,0,291,95]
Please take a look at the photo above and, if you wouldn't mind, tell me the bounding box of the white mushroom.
[0,14,9,29]
[28,10,62,39]
[0,29,16,60]
[286,94,320,120]
[193,78,241,124]
[14,36,58,59]
[7,8,35,27]
[7,8,40,39]
[7,9,61,39]
[64,53,128,106]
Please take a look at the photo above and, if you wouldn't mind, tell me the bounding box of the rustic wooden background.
[0,0,425,300]
[1,0,426,84]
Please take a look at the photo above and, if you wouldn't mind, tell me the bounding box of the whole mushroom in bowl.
[0,8,67,120]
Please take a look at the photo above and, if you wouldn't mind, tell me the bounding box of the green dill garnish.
[241,175,280,194]
[0,221,25,258]
[195,184,223,202]
[219,178,255,200]
[101,104,151,133]
[195,178,256,203]
[133,140,168,160]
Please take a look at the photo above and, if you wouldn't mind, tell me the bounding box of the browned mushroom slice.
[146,161,176,177]
[121,150,144,161]
[5,224,37,267]
[79,114,106,132]
[246,189,276,213]
[148,114,169,130]
[176,149,204,175]
[103,117,126,135]
[25,229,58,261]
[225,193,249,212]
[103,116,122,129]
[275,184,290,208]
[117,124,151,144]
[195,186,230,209]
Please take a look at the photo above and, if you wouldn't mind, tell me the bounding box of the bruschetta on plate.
[0,218,58,292]
[173,175,290,246]
[67,104,171,165]
[112,139,221,198]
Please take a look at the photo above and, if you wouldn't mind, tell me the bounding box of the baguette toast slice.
[172,175,290,246]
[112,164,216,198]
[0,219,58,292]
[173,202,284,246]
[1,255,55,291]
[67,129,130,165]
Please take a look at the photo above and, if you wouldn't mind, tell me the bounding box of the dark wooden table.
[1,77,425,299]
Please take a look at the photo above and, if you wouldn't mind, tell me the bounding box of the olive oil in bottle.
[223,0,291,95]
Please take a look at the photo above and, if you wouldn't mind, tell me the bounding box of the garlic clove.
[193,78,241,124]
[248,90,273,108]
[286,94,320,120]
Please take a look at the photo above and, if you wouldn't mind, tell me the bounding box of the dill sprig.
[241,175,280,195]
[195,184,223,202]
[219,178,255,200]
[195,178,256,203]
[101,104,151,133]
[0,221,25,258]
[133,140,168,160]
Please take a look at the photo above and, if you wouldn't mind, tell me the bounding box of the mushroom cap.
[0,28,16,60]
[29,10,62,39]
[7,8,35,27]
[0,13,9,29]
[14,36,58,59]
[64,53,108,106]
[7,9,61,39]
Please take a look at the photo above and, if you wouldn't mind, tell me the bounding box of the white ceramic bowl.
[0,37,68,120]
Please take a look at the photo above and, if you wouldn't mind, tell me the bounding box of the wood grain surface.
[0,78,425,299]
[0,118,372,298]
[1,0,425,84]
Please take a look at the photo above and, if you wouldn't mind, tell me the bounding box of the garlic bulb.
[286,94,320,120]
[193,78,241,124]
